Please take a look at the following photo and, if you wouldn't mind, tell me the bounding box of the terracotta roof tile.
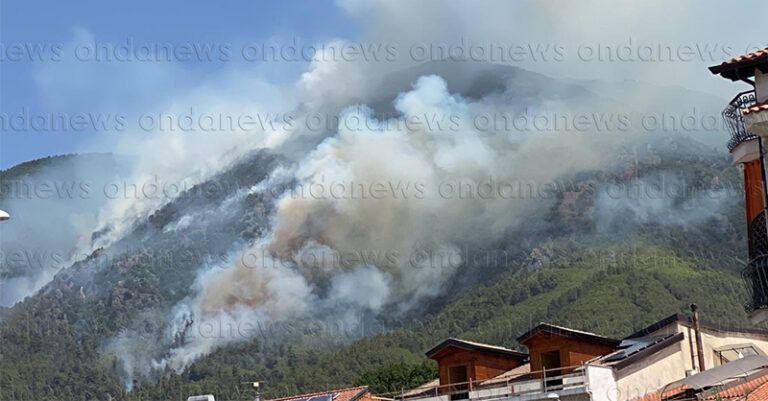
[701,373,768,400]
[630,371,768,401]
[722,48,768,66]
[710,48,768,78]
[743,101,768,116]
[267,386,369,401]
[628,387,686,401]
[745,380,768,400]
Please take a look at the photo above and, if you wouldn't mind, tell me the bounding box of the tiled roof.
[267,386,369,401]
[745,380,768,400]
[701,372,768,400]
[401,379,439,397]
[479,363,532,385]
[709,48,768,80]
[629,388,686,401]
[743,101,768,116]
[630,369,768,401]
[722,48,768,67]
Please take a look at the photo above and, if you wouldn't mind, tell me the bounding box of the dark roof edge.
[516,323,621,347]
[613,332,685,370]
[710,62,768,82]
[626,314,766,340]
[425,338,528,359]
[347,388,371,401]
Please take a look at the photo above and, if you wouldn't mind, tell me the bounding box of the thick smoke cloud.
[14,0,756,387]
[108,74,625,383]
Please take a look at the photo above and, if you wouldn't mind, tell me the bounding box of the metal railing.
[749,209,768,258]
[725,90,757,151]
[392,365,587,401]
[744,255,768,312]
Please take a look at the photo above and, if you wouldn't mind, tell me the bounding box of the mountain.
[0,63,751,401]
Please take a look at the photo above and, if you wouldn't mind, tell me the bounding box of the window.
[714,345,762,365]
[448,365,469,401]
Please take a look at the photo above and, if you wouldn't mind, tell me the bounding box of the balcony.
[725,90,757,151]
[743,255,768,313]
[749,209,768,257]
[397,367,587,401]
[744,209,768,313]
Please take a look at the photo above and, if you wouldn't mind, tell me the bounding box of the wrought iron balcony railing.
[744,209,768,312]
[725,90,757,151]
[749,209,768,258]
[743,255,768,312]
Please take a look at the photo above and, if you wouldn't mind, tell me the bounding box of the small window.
[715,345,760,365]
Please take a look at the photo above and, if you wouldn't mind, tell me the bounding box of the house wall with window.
[520,333,616,379]
[431,347,525,392]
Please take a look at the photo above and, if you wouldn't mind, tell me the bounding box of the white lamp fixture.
[0,210,9,221]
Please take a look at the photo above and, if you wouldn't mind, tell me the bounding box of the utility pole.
[691,304,706,372]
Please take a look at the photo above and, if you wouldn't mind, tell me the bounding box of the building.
[399,313,768,401]
[267,386,380,401]
[425,338,528,398]
[516,324,620,379]
[709,47,768,323]
[631,355,768,401]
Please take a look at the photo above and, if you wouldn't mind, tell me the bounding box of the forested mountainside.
[0,63,751,401]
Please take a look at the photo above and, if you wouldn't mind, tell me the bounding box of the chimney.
[691,304,706,372]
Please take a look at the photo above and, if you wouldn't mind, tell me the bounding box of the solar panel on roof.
[604,335,672,362]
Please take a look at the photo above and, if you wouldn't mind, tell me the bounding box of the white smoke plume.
[21,0,758,386]
[106,73,625,383]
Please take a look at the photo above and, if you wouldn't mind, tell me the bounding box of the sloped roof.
[710,48,768,81]
[401,379,439,398]
[743,379,768,401]
[516,323,620,347]
[665,355,768,392]
[479,363,532,385]
[595,333,684,370]
[267,387,370,401]
[626,314,766,340]
[425,338,528,360]
[630,361,768,401]
[701,372,768,400]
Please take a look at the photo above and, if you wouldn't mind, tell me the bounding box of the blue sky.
[3,1,767,169]
[0,1,357,168]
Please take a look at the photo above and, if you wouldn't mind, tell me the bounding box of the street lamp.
[0,210,9,221]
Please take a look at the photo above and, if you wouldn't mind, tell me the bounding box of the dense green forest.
[0,238,752,400]
[0,101,754,400]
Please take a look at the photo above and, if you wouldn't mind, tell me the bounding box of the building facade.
[710,47,768,322]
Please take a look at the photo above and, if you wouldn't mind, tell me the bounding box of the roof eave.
[516,324,620,347]
[710,59,768,81]
[425,338,528,360]
[611,332,685,371]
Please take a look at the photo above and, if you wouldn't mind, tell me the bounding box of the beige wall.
[756,69,768,103]
[613,342,687,400]
[598,322,768,401]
